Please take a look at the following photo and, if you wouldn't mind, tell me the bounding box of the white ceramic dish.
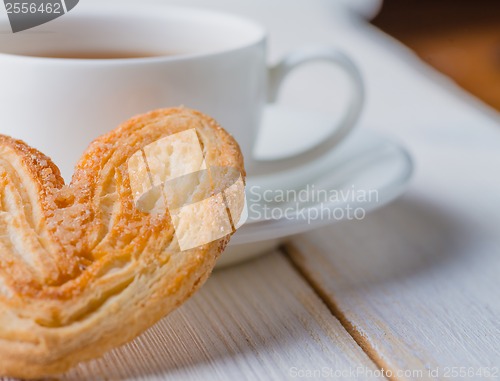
[217,108,413,268]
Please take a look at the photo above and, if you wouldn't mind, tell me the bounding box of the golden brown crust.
[0,107,245,379]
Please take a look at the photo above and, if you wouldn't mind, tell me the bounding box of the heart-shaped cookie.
[0,107,245,379]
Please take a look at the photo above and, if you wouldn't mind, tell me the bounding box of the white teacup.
[0,5,364,180]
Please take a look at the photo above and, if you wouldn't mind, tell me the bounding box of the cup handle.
[250,47,364,177]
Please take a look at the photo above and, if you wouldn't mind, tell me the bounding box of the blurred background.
[373,0,500,111]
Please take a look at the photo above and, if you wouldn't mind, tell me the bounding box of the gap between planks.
[280,243,397,381]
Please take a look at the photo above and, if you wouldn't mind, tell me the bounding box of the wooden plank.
[286,196,500,381]
[2,252,383,380]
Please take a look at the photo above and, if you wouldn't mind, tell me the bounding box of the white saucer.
[217,113,413,268]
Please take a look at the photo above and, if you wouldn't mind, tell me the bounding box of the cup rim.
[0,4,267,65]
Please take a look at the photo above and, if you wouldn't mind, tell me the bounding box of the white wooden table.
[4,1,500,380]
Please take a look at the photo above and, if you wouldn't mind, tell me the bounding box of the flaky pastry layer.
[0,107,245,379]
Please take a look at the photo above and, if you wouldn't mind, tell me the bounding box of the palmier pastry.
[0,107,245,379]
